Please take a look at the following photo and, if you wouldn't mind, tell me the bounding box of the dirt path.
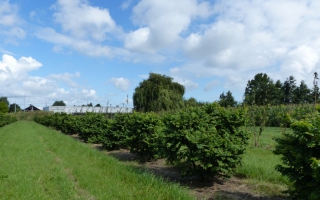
[73,135,287,200]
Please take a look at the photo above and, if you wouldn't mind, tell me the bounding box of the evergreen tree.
[271,80,283,104]
[295,80,312,104]
[219,91,237,107]
[133,73,185,112]
[282,75,297,104]
[244,73,275,105]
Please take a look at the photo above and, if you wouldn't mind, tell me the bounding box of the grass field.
[235,127,290,196]
[0,121,193,200]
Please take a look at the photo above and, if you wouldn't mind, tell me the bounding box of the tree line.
[133,72,319,111]
[243,73,318,106]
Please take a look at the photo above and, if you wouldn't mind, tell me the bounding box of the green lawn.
[235,127,290,196]
[0,121,193,200]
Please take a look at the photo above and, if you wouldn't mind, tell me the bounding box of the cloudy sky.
[1,0,320,109]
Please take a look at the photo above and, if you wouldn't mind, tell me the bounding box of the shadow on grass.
[69,134,288,200]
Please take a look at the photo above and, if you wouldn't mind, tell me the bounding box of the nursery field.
[0,120,292,199]
[0,121,193,200]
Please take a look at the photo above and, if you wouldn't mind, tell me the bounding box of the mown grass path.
[0,121,193,200]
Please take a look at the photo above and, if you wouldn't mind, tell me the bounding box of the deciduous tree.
[133,73,185,112]
[52,100,66,106]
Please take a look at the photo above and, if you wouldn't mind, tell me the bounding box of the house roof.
[24,104,41,111]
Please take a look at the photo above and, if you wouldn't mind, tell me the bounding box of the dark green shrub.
[160,103,249,178]
[102,114,130,150]
[274,111,320,200]
[124,112,163,160]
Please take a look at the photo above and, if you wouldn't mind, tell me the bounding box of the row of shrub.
[0,114,17,127]
[34,103,249,179]
[244,104,316,127]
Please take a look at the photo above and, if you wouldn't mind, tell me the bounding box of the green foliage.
[0,97,9,107]
[9,103,21,113]
[102,114,131,150]
[160,103,249,178]
[52,100,66,106]
[133,73,185,112]
[274,112,320,199]
[244,73,277,105]
[124,112,163,160]
[219,90,237,107]
[0,114,17,127]
[0,101,8,114]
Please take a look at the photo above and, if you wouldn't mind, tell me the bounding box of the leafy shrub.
[274,110,320,200]
[102,114,130,150]
[124,112,163,160]
[160,103,249,178]
[0,114,17,127]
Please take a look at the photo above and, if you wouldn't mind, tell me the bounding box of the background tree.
[244,73,275,105]
[0,97,9,107]
[0,101,8,113]
[133,73,185,112]
[184,97,200,107]
[95,103,101,107]
[52,100,66,106]
[294,80,312,104]
[9,103,21,113]
[219,91,237,107]
[282,75,297,104]
[270,80,283,104]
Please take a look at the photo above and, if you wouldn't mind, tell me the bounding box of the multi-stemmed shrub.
[160,103,249,178]
[124,112,163,160]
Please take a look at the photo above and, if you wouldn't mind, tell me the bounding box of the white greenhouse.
[43,106,133,114]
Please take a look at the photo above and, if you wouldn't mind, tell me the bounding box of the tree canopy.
[52,100,66,106]
[244,73,276,105]
[0,97,9,107]
[219,91,237,107]
[0,101,8,114]
[133,73,185,112]
[9,103,21,113]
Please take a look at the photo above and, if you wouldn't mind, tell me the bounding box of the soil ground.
[72,134,287,200]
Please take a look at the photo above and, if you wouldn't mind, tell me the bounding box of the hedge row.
[0,114,17,127]
[34,103,249,179]
[244,104,316,127]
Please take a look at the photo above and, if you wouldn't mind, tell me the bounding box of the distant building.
[42,106,133,114]
[24,104,41,112]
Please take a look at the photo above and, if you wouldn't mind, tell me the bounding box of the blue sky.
[1,0,320,109]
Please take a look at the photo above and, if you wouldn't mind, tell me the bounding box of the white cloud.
[0,54,42,79]
[36,28,112,57]
[125,0,212,53]
[82,89,97,97]
[48,72,80,88]
[204,81,220,92]
[0,0,25,41]
[121,0,133,10]
[52,0,117,41]
[0,54,96,108]
[168,0,320,97]
[172,76,198,91]
[0,0,19,26]
[111,77,130,92]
